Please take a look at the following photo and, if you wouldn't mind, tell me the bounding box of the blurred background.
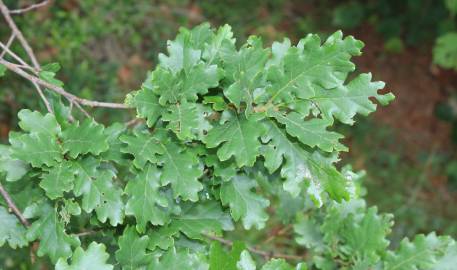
[1,0,457,247]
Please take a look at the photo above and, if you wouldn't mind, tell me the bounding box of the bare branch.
[204,233,306,261]
[9,0,49,14]
[0,183,30,227]
[1,0,130,115]
[73,100,91,118]
[0,59,130,109]
[0,41,37,72]
[0,33,15,58]
[0,0,40,68]
[0,1,54,113]
[72,230,99,237]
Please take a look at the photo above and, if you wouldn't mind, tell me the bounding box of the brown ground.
[353,26,454,158]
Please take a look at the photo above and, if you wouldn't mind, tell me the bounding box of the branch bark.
[0,0,40,68]
[9,0,50,14]
[0,59,130,109]
[0,183,30,227]
[204,233,306,261]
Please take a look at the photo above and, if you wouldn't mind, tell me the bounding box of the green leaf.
[220,174,270,230]
[267,31,363,104]
[203,24,235,66]
[162,102,213,141]
[268,110,346,152]
[0,206,28,249]
[125,165,169,232]
[122,129,203,201]
[221,36,269,113]
[76,169,124,226]
[434,242,457,270]
[433,32,457,71]
[25,203,80,263]
[261,259,295,270]
[10,132,62,167]
[152,64,219,105]
[71,156,99,197]
[39,70,64,87]
[115,226,152,270]
[203,96,228,111]
[148,226,179,251]
[162,101,200,140]
[150,248,209,269]
[261,120,349,204]
[0,64,6,76]
[237,250,256,270]
[154,26,220,104]
[41,62,61,73]
[126,88,163,127]
[0,144,29,182]
[159,30,201,73]
[62,118,109,158]
[170,201,233,239]
[310,73,394,124]
[204,111,265,167]
[204,153,237,182]
[55,242,113,270]
[209,241,246,270]
[321,199,367,245]
[384,233,453,270]
[18,109,61,137]
[120,130,164,169]
[341,207,392,264]
[157,135,204,201]
[101,123,126,163]
[294,215,324,250]
[40,160,75,199]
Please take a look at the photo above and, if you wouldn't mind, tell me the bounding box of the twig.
[204,233,305,261]
[0,183,30,227]
[262,224,292,244]
[72,230,99,237]
[32,81,53,113]
[9,0,49,14]
[0,1,54,113]
[125,118,144,127]
[73,100,91,118]
[0,41,38,73]
[0,59,130,109]
[0,0,40,68]
[0,33,15,58]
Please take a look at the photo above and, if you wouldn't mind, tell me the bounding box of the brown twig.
[0,0,40,68]
[72,230,99,237]
[9,0,50,14]
[0,33,15,58]
[0,41,38,72]
[0,59,130,109]
[262,224,292,245]
[0,0,54,113]
[0,183,30,227]
[1,0,130,114]
[204,233,305,261]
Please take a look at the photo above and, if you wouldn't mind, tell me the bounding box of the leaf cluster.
[2,23,455,269]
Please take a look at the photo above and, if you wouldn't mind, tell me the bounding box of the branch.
[0,0,40,68]
[0,33,15,58]
[9,0,49,14]
[0,59,130,109]
[0,183,30,227]
[0,0,54,113]
[204,233,306,261]
[72,230,99,237]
